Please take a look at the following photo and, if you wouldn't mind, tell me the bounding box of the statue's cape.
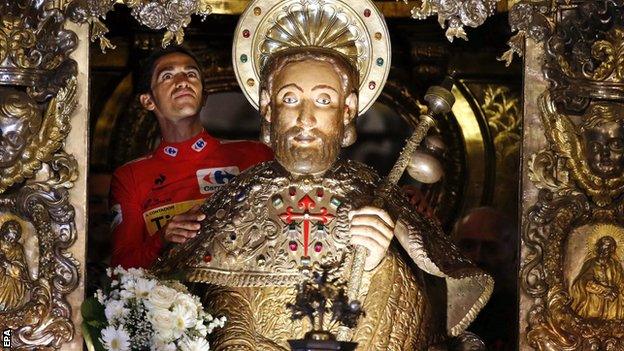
[154,159,492,336]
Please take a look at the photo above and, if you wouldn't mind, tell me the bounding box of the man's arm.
[110,168,163,269]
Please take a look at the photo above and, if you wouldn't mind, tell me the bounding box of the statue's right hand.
[158,205,206,244]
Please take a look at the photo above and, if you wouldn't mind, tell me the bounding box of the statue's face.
[583,121,624,179]
[0,118,27,167]
[266,60,349,176]
[596,236,616,258]
[0,89,39,168]
[1,222,19,243]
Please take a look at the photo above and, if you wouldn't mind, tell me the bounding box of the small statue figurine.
[155,0,493,349]
[571,236,624,320]
[0,219,30,311]
[287,267,361,351]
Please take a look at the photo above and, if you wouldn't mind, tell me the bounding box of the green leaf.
[81,296,105,322]
[82,322,106,351]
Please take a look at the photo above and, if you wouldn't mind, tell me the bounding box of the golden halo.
[585,223,624,259]
[0,215,23,228]
[232,0,391,114]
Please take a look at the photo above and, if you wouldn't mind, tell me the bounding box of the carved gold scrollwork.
[0,2,77,100]
[523,92,624,349]
[537,92,624,207]
[0,169,79,348]
[0,78,77,194]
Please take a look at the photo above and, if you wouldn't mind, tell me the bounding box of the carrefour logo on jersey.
[192,138,206,152]
[163,146,178,157]
[196,167,240,194]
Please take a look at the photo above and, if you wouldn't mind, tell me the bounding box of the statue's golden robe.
[570,255,624,319]
[157,160,493,350]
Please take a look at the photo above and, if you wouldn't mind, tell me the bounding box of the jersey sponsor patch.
[110,204,123,229]
[142,199,204,235]
[192,138,206,152]
[163,146,178,157]
[196,166,240,194]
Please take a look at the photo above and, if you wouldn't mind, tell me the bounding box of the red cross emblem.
[279,194,335,257]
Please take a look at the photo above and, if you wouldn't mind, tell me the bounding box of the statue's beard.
[273,126,341,176]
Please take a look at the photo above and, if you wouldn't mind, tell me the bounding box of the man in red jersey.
[109,46,273,269]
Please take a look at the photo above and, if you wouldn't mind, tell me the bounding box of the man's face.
[140,52,203,123]
[266,60,350,176]
[583,121,624,179]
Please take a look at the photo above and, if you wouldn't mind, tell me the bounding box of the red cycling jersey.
[109,130,273,269]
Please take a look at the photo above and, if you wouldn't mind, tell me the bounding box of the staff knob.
[424,76,455,115]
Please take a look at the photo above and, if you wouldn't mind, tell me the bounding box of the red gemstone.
[364,9,371,17]
[369,81,376,90]
[314,242,323,253]
[289,241,298,251]
[203,254,212,262]
[289,187,297,196]
[316,188,324,198]
[242,29,250,38]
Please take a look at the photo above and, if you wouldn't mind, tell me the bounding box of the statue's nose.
[297,101,316,127]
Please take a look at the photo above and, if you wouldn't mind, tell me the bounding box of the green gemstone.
[240,54,248,63]
[272,196,283,207]
[330,197,342,207]
[376,57,384,66]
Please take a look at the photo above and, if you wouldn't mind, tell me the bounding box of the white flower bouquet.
[82,266,225,351]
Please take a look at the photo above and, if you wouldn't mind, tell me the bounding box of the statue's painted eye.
[283,96,298,104]
[316,97,331,105]
[162,73,173,80]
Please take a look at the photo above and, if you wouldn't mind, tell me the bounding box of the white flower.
[119,288,135,300]
[126,267,145,277]
[194,320,208,337]
[206,315,226,334]
[100,325,130,351]
[150,309,175,337]
[146,285,178,311]
[173,293,198,320]
[106,267,113,278]
[95,289,106,304]
[104,299,129,323]
[178,336,210,351]
[171,305,195,339]
[134,277,157,299]
[151,337,177,351]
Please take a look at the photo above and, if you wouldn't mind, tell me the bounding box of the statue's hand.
[349,206,395,271]
[157,205,206,244]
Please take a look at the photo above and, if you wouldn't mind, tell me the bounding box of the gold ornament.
[0,77,77,193]
[232,0,391,114]
[538,92,624,207]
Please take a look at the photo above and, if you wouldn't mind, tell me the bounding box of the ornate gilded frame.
[516,2,624,349]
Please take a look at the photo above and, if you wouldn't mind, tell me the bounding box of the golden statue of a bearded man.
[156,0,493,349]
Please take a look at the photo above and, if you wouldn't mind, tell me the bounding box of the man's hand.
[349,206,394,271]
[158,205,206,244]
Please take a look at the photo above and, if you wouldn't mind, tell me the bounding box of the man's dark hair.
[136,46,203,95]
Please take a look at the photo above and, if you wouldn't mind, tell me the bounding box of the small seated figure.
[0,220,30,311]
[157,47,492,350]
[571,236,624,320]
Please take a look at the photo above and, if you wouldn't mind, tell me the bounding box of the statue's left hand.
[349,206,395,271]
